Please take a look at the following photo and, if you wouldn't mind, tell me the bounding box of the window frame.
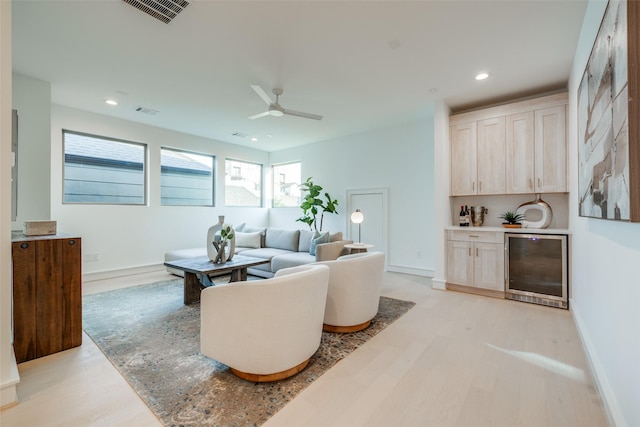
[62,129,148,206]
[160,146,215,207]
[272,161,302,208]
[224,158,263,207]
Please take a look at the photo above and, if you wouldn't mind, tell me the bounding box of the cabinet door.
[535,105,567,192]
[62,238,82,350]
[450,122,477,196]
[12,241,37,363]
[506,112,535,194]
[447,240,473,286]
[473,242,505,291]
[477,117,505,194]
[35,239,66,358]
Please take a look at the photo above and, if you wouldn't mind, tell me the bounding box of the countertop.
[445,225,571,234]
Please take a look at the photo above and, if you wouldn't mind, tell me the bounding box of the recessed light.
[475,73,489,81]
[105,99,118,106]
[266,134,273,138]
[251,137,258,142]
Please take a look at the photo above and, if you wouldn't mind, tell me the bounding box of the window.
[161,148,214,206]
[225,159,262,207]
[272,162,301,207]
[63,130,146,204]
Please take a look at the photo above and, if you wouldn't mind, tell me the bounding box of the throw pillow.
[309,231,330,256]
[235,231,261,249]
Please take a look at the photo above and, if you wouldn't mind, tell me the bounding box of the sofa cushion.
[240,226,267,247]
[235,231,261,249]
[298,230,315,253]
[240,248,294,272]
[330,231,343,242]
[271,252,316,272]
[265,228,300,251]
[309,231,330,256]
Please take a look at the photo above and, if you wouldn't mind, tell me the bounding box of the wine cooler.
[505,233,568,309]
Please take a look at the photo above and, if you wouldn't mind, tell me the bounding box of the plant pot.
[502,223,522,228]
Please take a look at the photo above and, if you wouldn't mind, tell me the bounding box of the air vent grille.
[122,0,189,24]
[135,106,159,115]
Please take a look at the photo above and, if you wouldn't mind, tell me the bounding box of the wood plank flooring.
[0,270,608,427]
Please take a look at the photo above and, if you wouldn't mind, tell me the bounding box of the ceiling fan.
[248,85,323,121]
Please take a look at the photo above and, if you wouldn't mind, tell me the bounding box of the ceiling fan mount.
[249,85,323,121]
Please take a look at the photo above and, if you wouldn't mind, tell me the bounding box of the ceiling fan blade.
[250,85,273,106]
[283,108,323,121]
[248,111,271,120]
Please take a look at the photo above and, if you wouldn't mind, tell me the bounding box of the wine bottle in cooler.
[464,205,470,226]
[459,205,466,226]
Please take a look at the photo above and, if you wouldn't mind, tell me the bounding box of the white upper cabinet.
[450,122,477,196]
[535,105,567,193]
[450,92,568,196]
[477,116,506,195]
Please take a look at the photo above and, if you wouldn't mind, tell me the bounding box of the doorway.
[346,188,388,260]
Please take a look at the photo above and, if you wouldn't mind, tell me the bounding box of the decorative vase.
[207,216,225,262]
[516,194,553,229]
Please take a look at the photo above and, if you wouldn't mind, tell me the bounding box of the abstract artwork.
[578,0,639,221]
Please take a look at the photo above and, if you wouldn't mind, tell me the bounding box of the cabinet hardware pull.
[479,181,482,191]
[476,248,479,257]
[468,235,480,238]
[472,181,475,191]
[68,240,75,245]
[20,243,29,249]
[468,248,471,256]
[529,178,533,189]
[538,178,541,187]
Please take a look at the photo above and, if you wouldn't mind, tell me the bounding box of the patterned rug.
[83,278,415,427]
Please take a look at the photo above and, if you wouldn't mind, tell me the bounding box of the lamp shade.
[350,209,364,224]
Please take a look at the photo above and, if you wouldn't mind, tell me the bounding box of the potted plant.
[296,177,339,232]
[499,210,525,228]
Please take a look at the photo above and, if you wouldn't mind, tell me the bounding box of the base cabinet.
[12,234,82,363]
[446,230,504,294]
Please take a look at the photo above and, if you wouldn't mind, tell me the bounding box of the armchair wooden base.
[323,319,371,333]
[230,358,311,382]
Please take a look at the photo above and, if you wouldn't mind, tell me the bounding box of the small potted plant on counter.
[499,211,525,228]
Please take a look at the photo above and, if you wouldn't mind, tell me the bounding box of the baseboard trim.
[1,348,20,409]
[571,298,622,427]
[385,264,433,277]
[83,263,165,282]
[431,277,447,290]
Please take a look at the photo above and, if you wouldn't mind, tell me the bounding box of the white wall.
[1,0,20,407]
[11,74,51,229]
[269,117,435,276]
[49,104,270,278]
[569,2,640,426]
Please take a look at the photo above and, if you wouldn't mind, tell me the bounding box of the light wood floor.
[0,270,608,427]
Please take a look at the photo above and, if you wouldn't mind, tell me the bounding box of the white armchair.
[315,251,385,333]
[200,264,330,382]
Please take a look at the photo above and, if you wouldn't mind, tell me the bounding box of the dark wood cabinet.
[12,233,82,363]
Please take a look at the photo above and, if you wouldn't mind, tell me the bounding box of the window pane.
[225,159,262,207]
[272,162,301,207]
[63,130,146,205]
[161,148,214,206]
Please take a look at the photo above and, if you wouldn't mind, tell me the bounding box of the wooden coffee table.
[164,254,269,304]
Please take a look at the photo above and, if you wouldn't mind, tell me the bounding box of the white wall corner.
[571,299,624,427]
[0,356,20,409]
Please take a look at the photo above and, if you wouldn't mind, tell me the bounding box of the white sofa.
[314,251,385,332]
[165,226,352,278]
[200,264,330,382]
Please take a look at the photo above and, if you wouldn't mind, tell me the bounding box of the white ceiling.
[12,0,588,152]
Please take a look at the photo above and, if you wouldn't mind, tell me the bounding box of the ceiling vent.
[122,0,189,24]
[135,106,159,115]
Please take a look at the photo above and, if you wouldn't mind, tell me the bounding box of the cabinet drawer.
[447,230,503,243]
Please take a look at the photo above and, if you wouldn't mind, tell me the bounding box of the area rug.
[83,278,415,427]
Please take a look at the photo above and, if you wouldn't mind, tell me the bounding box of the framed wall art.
[577,0,639,221]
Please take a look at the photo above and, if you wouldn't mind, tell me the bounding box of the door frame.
[346,188,388,262]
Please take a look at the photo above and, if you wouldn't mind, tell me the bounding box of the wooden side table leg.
[184,272,203,305]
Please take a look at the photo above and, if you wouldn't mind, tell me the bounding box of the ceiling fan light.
[269,109,284,117]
